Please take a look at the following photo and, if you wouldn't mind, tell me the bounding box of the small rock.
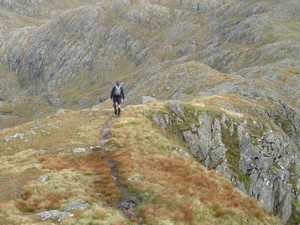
[79,97,90,108]
[63,199,90,211]
[25,130,36,136]
[175,146,190,158]
[72,147,86,153]
[90,146,101,151]
[36,210,73,221]
[17,133,25,139]
[3,136,12,142]
[168,101,185,120]
[38,175,49,183]
[57,109,66,115]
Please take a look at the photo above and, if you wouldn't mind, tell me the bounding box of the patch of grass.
[274,117,295,136]
[289,163,300,195]
[41,152,122,204]
[0,109,109,155]
[269,165,280,174]
[247,121,265,139]
[16,191,71,213]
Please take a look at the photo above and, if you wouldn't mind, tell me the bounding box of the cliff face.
[1,1,300,223]
[153,99,300,224]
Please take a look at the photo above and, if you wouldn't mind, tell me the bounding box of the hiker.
[110,81,125,115]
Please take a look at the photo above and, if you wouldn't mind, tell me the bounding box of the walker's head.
[116,81,120,86]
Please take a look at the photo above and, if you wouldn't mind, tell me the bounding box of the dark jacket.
[110,85,125,99]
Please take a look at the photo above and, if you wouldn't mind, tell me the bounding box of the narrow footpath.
[99,116,145,225]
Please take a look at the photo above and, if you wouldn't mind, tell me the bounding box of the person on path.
[110,81,125,115]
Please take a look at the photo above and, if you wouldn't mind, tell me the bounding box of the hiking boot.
[118,108,121,115]
[113,104,117,114]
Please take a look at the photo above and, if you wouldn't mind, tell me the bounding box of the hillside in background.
[0,0,300,224]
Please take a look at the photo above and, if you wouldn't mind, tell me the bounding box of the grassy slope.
[0,100,280,224]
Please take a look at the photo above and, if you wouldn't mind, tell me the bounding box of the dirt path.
[100,116,115,149]
[100,116,145,225]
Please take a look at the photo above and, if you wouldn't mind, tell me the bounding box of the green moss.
[287,199,300,225]
[287,162,300,225]
[291,146,298,155]
[222,128,251,192]
[274,117,294,136]
[290,163,298,174]
[183,86,194,95]
[269,165,280,174]
[247,122,264,139]
[289,163,299,191]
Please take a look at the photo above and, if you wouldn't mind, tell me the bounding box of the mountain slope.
[0,102,281,224]
[1,0,300,116]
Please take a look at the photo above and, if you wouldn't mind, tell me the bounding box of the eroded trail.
[100,116,115,149]
[100,116,145,225]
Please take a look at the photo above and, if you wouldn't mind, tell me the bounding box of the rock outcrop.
[153,101,300,224]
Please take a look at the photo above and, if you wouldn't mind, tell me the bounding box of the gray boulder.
[36,210,73,221]
[141,96,157,104]
[37,175,49,183]
[72,147,86,153]
[168,102,186,120]
[63,199,90,211]
[152,113,171,129]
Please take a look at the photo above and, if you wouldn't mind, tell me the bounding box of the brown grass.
[17,191,72,213]
[16,151,122,213]
[41,152,122,204]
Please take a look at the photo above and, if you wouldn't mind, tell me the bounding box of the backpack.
[114,85,122,96]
